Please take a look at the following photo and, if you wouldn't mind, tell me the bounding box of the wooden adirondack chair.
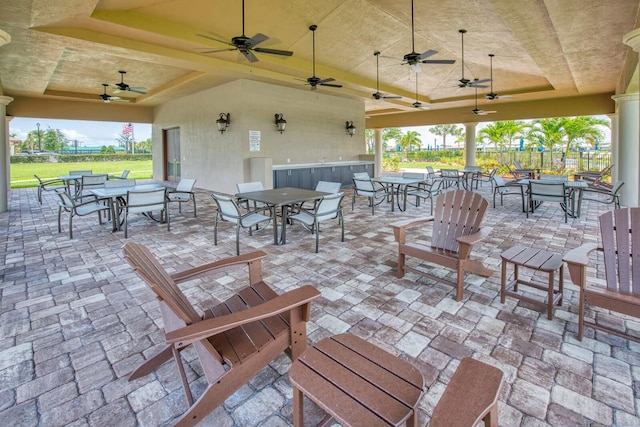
[122,242,321,426]
[391,190,493,301]
[563,207,640,342]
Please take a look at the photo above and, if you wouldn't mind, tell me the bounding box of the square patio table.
[235,187,329,245]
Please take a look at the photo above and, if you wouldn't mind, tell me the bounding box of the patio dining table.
[371,176,425,212]
[90,183,165,231]
[235,187,329,245]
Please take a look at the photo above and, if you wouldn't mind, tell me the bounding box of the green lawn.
[11,160,153,188]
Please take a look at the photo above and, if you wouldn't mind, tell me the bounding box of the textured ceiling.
[0,0,638,123]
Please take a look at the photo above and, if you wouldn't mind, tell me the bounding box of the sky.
[9,118,152,148]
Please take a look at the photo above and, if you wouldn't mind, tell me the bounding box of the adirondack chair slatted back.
[432,190,488,252]
[600,208,640,295]
[123,242,201,324]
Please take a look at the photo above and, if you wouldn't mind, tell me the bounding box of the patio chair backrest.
[315,181,341,194]
[353,172,374,192]
[237,181,264,193]
[600,208,640,294]
[492,175,507,187]
[176,178,196,192]
[69,170,92,176]
[122,242,201,324]
[432,190,488,253]
[120,170,130,179]
[315,193,344,221]
[126,188,167,214]
[211,194,242,221]
[104,179,136,188]
[82,174,108,188]
[402,172,426,180]
[539,174,568,182]
[440,169,459,178]
[56,189,76,209]
[529,181,566,202]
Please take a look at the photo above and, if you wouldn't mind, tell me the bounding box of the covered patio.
[1,181,637,426]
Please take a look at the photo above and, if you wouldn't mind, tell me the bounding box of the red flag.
[123,123,133,135]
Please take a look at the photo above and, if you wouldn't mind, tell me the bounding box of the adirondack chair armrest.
[390,216,435,244]
[562,243,599,286]
[170,250,268,284]
[457,227,491,246]
[166,285,321,348]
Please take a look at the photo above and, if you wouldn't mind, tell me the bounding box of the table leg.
[547,271,554,320]
[281,205,288,244]
[292,386,303,427]
[500,260,507,303]
[271,206,279,245]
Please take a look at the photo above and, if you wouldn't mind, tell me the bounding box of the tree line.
[366,116,609,168]
[13,126,152,154]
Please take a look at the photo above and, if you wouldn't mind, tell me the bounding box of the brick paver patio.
[1,178,638,426]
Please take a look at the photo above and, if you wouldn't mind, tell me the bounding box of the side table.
[500,245,564,320]
[289,333,425,427]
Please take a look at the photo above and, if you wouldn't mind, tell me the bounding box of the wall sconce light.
[216,113,230,134]
[346,121,356,137]
[274,113,287,134]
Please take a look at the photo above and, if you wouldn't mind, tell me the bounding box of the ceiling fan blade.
[111,98,130,103]
[418,49,437,60]
[378,54,404,62]
[254,47,294,56]
[470,78,492,85]
[383,94,402,99]
[320,82,342,88]
[240,50,259,63]
[197,33,234,46]
[248,33,269,47]
[422,59,455,64]
[318,77,336,84]
[128,88,147,94]
[200,47,237,53]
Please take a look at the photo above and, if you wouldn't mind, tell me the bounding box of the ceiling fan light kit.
[99,83,128,103]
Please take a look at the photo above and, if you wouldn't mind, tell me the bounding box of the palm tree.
[561,116,608,165]
[528,118,565,167]
[477,123,508,162]
[429,124,461,151]
[399,130,422,152]
[500,120,529,151]
[383,128,403,152]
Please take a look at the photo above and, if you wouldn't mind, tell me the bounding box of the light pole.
[36,122,41,151]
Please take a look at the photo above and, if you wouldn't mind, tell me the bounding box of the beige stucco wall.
[152,79,365,194]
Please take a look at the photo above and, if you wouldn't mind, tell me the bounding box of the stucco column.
[0,96,12,213]
[374,128,382,177]
[463,122,478,166]
[0,29,11,213]
[621,28,640,207]
[607,113,618,183]
[612,93,638,207]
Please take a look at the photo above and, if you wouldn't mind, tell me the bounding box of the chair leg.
[58,207,63,234]
[483,403,499,427]
[235,223,241,255]
[192,196,197,217]
[578,290,585,341]
[68,212,74,239]
[397,252,406,278]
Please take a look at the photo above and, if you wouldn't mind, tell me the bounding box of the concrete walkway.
[0,179,638,426]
